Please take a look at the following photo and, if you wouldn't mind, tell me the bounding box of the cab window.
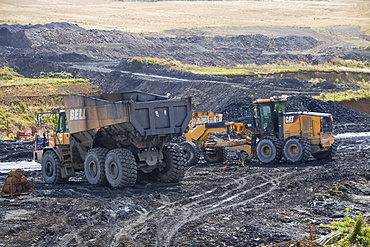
[57,113,69,133]
[255,104,272,130]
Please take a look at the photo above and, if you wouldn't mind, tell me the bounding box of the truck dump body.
[63,91,191,164]
[64,91,191,137]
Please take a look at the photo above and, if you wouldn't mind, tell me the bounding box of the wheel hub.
[288,144,299,158]
[45,161,54,177]
[108,162,119,179]
[261,145,272,157]
[88,161,97,177]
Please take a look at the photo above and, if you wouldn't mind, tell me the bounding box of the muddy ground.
[0,133,369,247]
[0,23,370,246]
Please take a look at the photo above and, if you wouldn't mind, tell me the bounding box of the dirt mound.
[0,22,370,247]
[0,141,33,162]
[0,22,135,47]
[1,23,370,76]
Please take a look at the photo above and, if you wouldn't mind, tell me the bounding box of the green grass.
[128,57,370,104]
[0,67,101,140]
[318,208,370,246]
[314,80,370,102]
[328,58,370,69]
[1,78,89,87]
[127,57,370,77]
[128,57,183,69]
[185,64,330,76]
[315,89,370,102]
[0,66,22,80]
[0,69,89,88]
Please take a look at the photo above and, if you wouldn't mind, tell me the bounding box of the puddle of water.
[4,209,35,220]
[0,161,41,173]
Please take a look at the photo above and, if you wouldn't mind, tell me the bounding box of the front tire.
[204,146,227,164]
[283,136,311,164]
[158,144,186,183]
[256,136,282,164]
[105,148,137,188]
[41,150,67,184]
[84,148,109,185]
[179,141,201,166]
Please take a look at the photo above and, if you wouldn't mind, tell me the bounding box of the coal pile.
[1,22,370,75]
[0,23,369,136]
[0,22,370,247]
[0,22,137,47]
[287,96,370,124]
[0,141,33,162]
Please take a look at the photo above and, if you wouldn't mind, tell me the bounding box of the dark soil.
[0,22,370,247]
[0,135,369,247]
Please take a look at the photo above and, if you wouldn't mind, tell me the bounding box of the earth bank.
[0,22,369,246]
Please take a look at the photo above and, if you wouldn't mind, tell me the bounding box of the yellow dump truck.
[34,91,192,188]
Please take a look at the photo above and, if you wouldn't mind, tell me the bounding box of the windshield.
[57,112,69,133]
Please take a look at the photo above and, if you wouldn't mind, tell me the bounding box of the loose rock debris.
[0,133,369,246]
[0,22,369,246]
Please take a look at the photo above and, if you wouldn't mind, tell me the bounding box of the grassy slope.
[0,0,369,138]
[128,57,370,101]
[0,56,368,140]
[0,68,102,139]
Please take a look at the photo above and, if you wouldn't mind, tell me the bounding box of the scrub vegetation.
[127,57,370,103]
[0,67,101,139]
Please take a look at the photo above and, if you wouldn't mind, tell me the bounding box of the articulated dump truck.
[33,91,192,188]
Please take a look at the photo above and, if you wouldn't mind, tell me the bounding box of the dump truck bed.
[64,91,192,137]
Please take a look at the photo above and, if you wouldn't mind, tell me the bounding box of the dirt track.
[0,21,370,246]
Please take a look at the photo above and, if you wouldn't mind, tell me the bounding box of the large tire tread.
[105,148,137,188]
[179,141,201,166]
[84,147,109,185]
[204,146,228,164]
[256,136,282,165]
[159,144,186,183]
[283,136,311,164]
[328,140,338,159]
[41,150,68,184]
[313,140,338,160]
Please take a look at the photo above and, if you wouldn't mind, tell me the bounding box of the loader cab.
[34,110,70,150]
[253,98,287,135]
[57,111,69,133]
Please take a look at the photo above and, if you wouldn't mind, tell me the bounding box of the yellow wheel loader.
[184,97,337,165]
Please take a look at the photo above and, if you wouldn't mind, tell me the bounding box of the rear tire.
[313,140,338,160]
[179,141,201,166]
[158,144,186,183]
[256,136,282,164]
[105,148,137,188]
[204,146,227,163]
[283,136,311,164]
[41,150,68,184]
[84,148,109,185]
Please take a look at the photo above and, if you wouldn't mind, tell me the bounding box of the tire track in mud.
[109,170,295,246]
